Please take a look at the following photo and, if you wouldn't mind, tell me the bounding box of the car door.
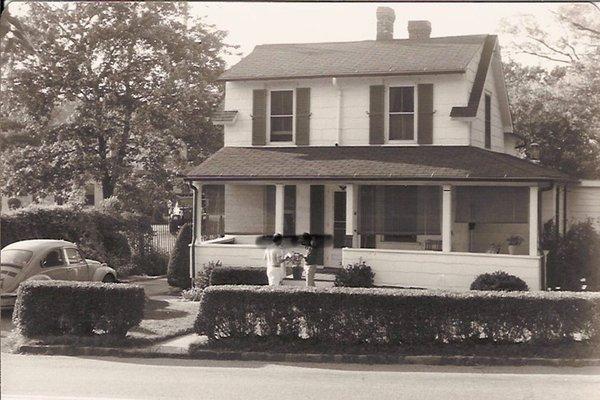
[40,248,71,280]
[64,247,90,281]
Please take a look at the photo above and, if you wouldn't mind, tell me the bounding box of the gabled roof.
[219,35,488,82]
[183,146,574,182]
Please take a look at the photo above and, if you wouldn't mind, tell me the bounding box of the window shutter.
[417,84,434,144]
[295,88,310,145]
[252,89,267,146]
[369,85,385,145]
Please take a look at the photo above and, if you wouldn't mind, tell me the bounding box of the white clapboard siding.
[343,248,541,291]
[567,182,600,231]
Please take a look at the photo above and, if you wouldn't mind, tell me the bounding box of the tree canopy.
[0,2,234,214]
[502,3,600,178]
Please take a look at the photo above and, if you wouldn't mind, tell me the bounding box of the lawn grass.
[6,298,198,351]
[190,337,600,360]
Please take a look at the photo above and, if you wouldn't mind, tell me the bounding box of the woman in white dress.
[264,234,285,285]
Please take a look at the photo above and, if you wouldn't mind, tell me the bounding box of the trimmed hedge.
[195,286,600,345]
[13,281,145,337]
[470,271,529,291]
[209,267,268,286]
[167,223,192,289]
[0,204,153,276]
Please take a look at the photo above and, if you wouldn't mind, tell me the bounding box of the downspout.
[554,185,560,241]
[188,181,199,288]
[539,182,555,291]
[332,77,342,145]
[563,185,568,235]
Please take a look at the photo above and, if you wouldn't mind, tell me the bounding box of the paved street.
[2,352,599,400]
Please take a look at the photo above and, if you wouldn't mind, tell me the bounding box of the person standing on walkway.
[301,232,317,287]
[264,234,285,286]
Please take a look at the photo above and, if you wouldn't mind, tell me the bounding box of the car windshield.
[1,249,33,267]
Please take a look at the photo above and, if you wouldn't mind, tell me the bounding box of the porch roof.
[183,146,574,183]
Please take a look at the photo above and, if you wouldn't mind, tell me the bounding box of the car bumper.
[1,293,17,309]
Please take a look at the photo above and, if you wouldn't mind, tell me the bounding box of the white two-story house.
[184,8,594,290]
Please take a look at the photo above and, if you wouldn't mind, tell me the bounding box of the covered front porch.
[192,181,549,290]
[184,146,574,291]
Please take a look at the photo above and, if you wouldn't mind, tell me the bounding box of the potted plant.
[289,252,304,280]
[506,235,524,255]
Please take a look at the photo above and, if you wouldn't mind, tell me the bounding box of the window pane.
[65,248,83,263]
[389,114,414,140]
[455,187,528,223]
[389,87,414,112]
[270,116,293,141]
[271,90,293,116]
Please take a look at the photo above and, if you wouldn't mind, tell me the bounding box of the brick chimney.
[408,20,431,39]
[376,7,395,40]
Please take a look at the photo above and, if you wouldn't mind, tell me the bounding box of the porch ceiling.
[183,146,574,183]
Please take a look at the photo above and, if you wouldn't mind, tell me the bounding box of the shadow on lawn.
[143,298,189,320]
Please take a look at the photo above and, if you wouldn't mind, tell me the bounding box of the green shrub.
[209,266,268,286]
[334,262,375,287]
[167,223,192,289]
[470,271,529,291]
[543,220,600,291]
[132,248,169,276]
[196,261,220,289]
[13,280,145,337]
[196,286,600,346]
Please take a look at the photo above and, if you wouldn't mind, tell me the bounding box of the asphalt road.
[2,353,600,400]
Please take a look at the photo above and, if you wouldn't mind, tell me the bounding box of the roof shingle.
[219,35,487,81]
[183,146,573,182]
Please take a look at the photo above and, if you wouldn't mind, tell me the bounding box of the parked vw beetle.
[1,239,118,309]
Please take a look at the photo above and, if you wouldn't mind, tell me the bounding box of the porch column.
[442,185,452,252]
[295,184,311,234]
[345,183,359,247]
[190,182,202,283]
[194,183,203,241]
[529,186,539,256]
[275,184,285,235]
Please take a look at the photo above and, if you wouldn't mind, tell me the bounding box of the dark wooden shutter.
[369,85,385,145]
[417,84,434,144]
[252,89,267,146]
[295,88,310,145]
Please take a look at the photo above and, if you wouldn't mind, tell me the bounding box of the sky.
[190,1,569,68]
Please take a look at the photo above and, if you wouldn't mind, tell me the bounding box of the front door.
[310,185,325,265]
[64,247,90,281]
[331,191,347,268]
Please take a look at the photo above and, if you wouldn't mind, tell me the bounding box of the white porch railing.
[342,248,542,291]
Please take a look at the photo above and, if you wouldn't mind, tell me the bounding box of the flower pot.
[292,266,303,280]
[508,245,517,255]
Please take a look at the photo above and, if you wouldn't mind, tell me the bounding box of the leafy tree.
[502,3,600,178]
[0,2,233,212]
[503,61,600,178]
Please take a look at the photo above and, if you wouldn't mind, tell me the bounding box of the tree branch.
[520,50,572,64]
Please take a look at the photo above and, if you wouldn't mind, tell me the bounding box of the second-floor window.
[389,87,414,141]
[270,90,293,142]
